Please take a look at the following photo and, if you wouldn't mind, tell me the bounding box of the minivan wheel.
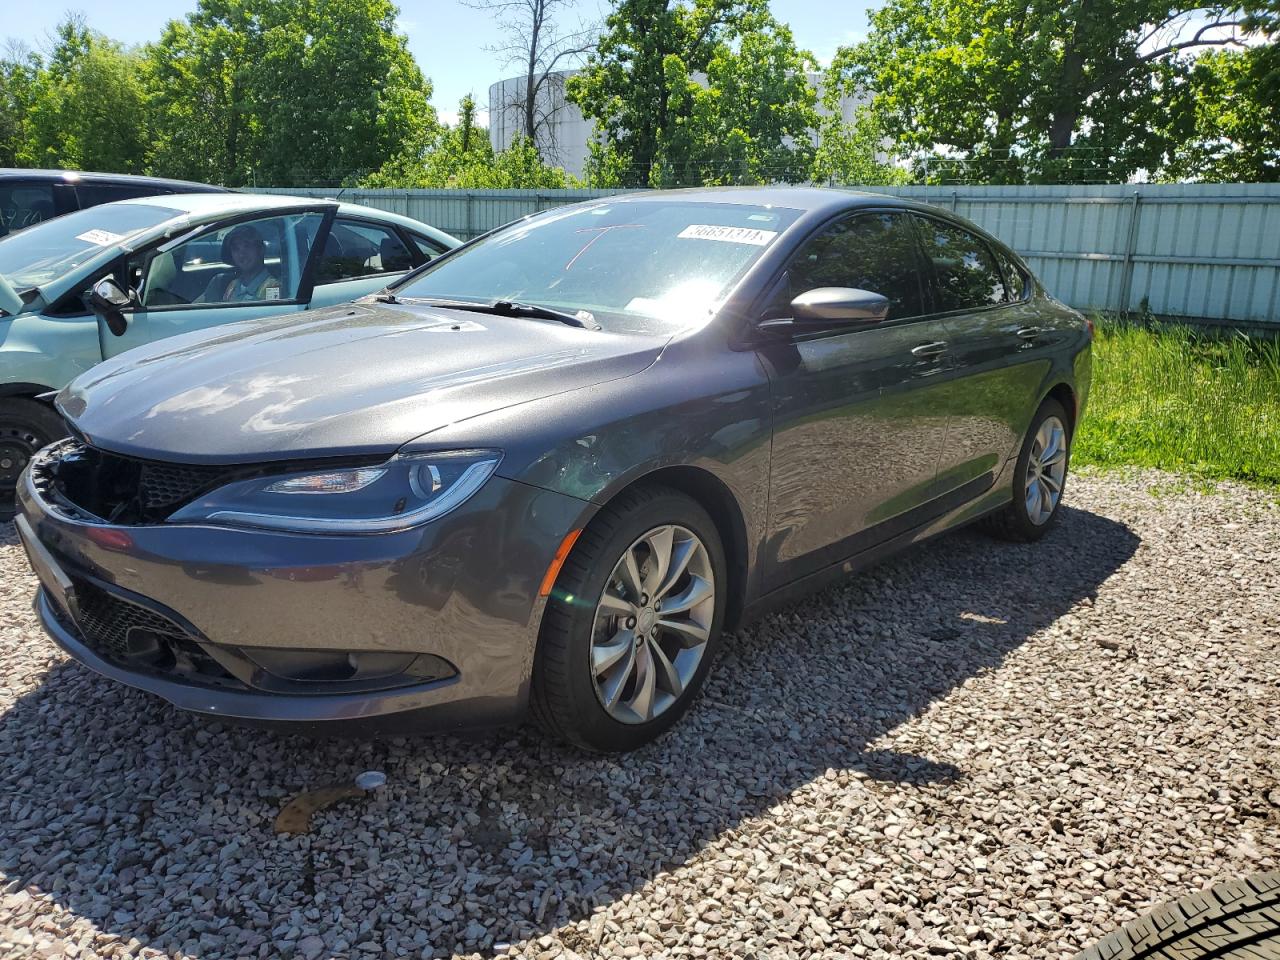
[0,398,66,512]
[531,484,727,752]
[987,397,1071,542]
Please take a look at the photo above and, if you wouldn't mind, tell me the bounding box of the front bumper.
[16,451,590,732]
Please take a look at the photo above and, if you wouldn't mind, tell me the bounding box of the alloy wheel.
[1025,415,1067,525]
[589,524,715,725]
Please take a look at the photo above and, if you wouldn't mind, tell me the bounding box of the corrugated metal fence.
[261,184,1280,326]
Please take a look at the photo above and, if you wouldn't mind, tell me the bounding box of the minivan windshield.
[0,202,181,292]
[394,200,802,334]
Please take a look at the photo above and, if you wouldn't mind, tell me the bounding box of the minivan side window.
[0,183,57,237]
[914,217,1007,312]
[74,183,160,209]
[776,212,927,321]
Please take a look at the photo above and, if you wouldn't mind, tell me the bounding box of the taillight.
[1084,316,1095,340]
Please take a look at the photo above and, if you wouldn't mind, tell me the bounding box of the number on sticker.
[677,224,778,246]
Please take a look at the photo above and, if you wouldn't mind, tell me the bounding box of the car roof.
[610,186,912,214]
[0,168,227,191]
[604,185,1005,248]
[108,193,459,245]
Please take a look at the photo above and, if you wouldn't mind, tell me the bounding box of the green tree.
[0,45,40,167]
[146,0,436,186]
[1157,47,1278,181]
[567,0,818,187]
[833,0,1259,183]
[812,103,912,186]
[18,18,148,172]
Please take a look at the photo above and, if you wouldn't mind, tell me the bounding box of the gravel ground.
[0,469,1277,960]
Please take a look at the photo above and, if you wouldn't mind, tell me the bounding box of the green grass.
[1073,320,1280,488]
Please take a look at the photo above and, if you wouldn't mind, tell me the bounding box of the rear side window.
[0,182,57,236]
[915,217,1006,311]
[995,248,1029,301]
[314,219,414,283]
[778,212,927,321]
[410,233,448,262]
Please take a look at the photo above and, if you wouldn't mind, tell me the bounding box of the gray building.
[488,70,873,179]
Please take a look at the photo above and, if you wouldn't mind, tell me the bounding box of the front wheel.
[987,397,1072,542]
[1,398,67,513]
[531,485,727,752]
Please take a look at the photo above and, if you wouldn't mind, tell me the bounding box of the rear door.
[99,205,333,358]
[911,213,1055,492]
[758,210,957,589]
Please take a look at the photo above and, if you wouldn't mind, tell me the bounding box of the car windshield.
[394,200,802,334]
[0,202,182,292]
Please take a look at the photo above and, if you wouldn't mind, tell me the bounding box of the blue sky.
[5,0,874,124]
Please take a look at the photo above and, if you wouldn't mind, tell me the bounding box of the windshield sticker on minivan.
[75,229,127,246]
[677,224,778,246]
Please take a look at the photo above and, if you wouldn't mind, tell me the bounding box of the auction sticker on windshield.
[75,229,127,246]
[677,224,778,246]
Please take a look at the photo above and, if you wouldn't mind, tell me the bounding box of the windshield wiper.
[419,298,599,330]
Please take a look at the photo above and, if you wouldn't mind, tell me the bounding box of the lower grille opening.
[67,578,244,689]
[56,578,458,696]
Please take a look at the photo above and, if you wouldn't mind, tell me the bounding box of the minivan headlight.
[168,450,501,534]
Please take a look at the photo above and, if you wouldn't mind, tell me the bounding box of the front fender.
[0,313,102,393]
[415,336,775,596]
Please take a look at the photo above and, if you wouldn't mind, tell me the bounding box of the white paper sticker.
[75,229,126,246]
[678,224,778,246]
[265,285,281,300]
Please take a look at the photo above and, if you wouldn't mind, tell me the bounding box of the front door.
[757,211,957,590]
[98,209,329,359]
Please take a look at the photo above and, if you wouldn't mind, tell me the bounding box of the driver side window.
[770,213,927,321]
[132,212,323,308]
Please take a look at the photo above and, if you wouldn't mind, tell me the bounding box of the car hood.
[58,301,667,463]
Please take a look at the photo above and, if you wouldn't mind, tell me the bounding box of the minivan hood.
[58,301,666,463]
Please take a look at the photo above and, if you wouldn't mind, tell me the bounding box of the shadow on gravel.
[0,506,1139,958]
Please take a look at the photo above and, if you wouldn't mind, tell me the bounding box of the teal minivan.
[0,193,458,501]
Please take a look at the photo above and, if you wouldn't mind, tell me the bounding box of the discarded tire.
[1074,872,1280,959]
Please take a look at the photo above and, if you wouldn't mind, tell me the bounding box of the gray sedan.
[16,188,1091,751]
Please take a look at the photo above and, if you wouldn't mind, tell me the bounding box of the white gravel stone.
[0,469,1277,959]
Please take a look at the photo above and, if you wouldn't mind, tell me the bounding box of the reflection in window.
[915,218,1006,311]
[781,213,926,321]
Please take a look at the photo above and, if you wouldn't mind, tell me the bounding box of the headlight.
[167,450,501,534]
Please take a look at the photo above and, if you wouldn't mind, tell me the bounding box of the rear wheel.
[987,397,1071,542]
[0,398,66,514]
[531,484,727,752]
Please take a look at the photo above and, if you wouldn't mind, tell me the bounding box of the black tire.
[0,398,66,513]
[1073,872,1280,960]
[530,484,727,752]
[987,396,1071,542]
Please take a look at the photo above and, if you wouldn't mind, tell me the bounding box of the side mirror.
[756,287,891,334]
[88,278,135,337]
[791,287,890,323]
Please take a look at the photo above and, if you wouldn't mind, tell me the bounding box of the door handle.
[1016,326,1044,340]
[911,341,949,357]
